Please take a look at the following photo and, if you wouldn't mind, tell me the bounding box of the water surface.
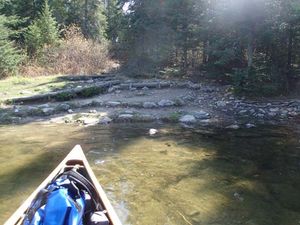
[0,122,300,225]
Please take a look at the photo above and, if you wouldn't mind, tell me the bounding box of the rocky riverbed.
[1,75,300,129]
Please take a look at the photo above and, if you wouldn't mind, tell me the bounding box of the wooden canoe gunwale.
[4,145,122,225]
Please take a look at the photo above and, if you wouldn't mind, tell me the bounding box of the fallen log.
[119,81,172,89]
[6,80,121,105]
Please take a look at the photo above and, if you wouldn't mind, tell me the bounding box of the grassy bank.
[0,75,69,102]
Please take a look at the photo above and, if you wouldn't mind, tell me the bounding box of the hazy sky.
[123,2,131,13]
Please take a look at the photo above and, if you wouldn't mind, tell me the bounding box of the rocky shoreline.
[1,76,300,129]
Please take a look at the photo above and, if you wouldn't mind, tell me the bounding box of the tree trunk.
[247,31,254,70]
[182,48,188,69]
[191,49,195,68]
[286,23,294,92]
[203,40,207,64]
[287,24,293,71]
[84,0,89,37]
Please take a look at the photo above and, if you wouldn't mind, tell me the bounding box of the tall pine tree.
[0,15,23,78]
[25,0,59,56]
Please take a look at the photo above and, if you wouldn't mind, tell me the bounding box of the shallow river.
[0,122,300,225]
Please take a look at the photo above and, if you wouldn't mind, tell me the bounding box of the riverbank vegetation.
[0,0,300,96]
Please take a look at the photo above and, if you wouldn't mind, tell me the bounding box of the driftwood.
[6,80,184,105]
[119,81,172,89]
[57,74,115,81]
[7,80,121,105]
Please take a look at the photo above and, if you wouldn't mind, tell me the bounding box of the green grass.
[0,75,69,102]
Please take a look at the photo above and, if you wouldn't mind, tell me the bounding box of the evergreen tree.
[0,15,23,78]
[50,0,107,41]
[25,0,59,56]
[106,0,122,43]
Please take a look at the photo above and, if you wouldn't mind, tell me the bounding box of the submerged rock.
[226,124,240,129]
[149,128,158,135]
[233,192,244,201]
[245,123,255,128]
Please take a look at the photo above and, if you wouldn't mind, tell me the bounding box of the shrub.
[167,112,181,122]
[54,92,76,101]
[22,25,116,76]
[78,87,105,98]
[233,67,283,97]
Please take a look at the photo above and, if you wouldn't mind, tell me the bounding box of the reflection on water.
[0,123,300,225]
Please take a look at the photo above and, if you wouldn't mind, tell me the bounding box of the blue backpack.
[22,170,107,225]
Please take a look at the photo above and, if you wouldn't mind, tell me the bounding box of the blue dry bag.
[22,169,102,225]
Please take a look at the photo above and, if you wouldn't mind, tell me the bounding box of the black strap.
[23,188,49,224]
[57,170,102,211]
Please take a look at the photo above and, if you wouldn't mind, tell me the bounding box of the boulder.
[269,108,279,112]
[20,90,33,95]
[268,112,277,117]
[158,99,175,107]
[121,110,135,114]
[226,124,240,129]
[216,101,227,107]
[245,123,255,128]
[89,109,97,114]
[82,118,99,125]
[99,116,112,124]
[127,102,142,108]
[179,115,196,124]
[149,129,158,135]
[106,101,121,107]
[136,114,155,122]
[56,103,70,111]
[288,111,298,116]
[188,83,201,90]
[238,110,248,115]
[41,107,54,116]
[143,102,157,108]
[174,98,185,106]
[118,114,133,119]
[256,113,265,118]
[193,111,210,120]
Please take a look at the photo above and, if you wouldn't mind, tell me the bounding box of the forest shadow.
[171,126,300,225]
[102,123,300,225]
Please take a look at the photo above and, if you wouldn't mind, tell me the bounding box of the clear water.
[0,123,300,225]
